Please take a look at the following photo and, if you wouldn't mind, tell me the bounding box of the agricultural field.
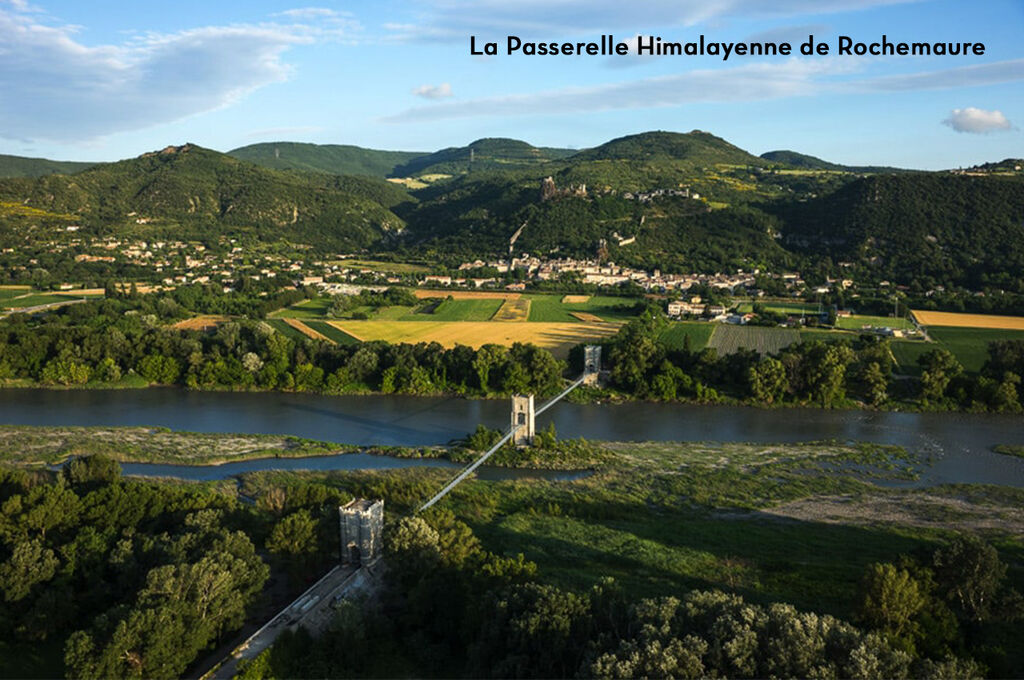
[659,321,715,351]
[412,290,519,300]
[418,297,504,321]
[926,326,1024,373]
[735,301,820,315]
[0,285,31,300]
[264,318,308,342]
[282,318,333,343]
[709,324,800,355]
[0,292,90,310]
[170,315,231,332]
[326,320,620,357]
[303,320,359,345]
[268,297,332,319]
[492,298,531,321]
[912,310,1024,330]
[526,294,638,323]
[835,314,914,331]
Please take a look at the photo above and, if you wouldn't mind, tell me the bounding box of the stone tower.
[338,498,384,567]
[583,345,602,386]
[511,394,535,446]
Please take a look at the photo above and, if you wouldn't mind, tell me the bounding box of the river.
[2,388,1022,487]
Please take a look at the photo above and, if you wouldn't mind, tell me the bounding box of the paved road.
[205,564,374,679]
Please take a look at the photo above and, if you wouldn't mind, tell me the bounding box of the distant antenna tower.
[274,147,280,160]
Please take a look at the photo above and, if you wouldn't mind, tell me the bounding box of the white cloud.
[385,59,832,122]
[0,5,357,143]
[275,7,343,19]
[387,0,918,41]
[383,58,1024,123]
[943,107,1014,134]
[412,82,454,99]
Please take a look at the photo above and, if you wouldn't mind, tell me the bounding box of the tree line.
[240,510,1019,679]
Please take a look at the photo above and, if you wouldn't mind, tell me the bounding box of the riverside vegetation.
[2,290,1023,414]
[1,432,1021,678]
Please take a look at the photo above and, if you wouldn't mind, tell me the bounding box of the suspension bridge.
[417,345,601,512]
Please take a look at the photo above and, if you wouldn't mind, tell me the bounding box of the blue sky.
[1,0,1021,168]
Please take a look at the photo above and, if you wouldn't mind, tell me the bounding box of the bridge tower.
[511,394,535,446]
[339,499,384,567]
[583,345,602,386]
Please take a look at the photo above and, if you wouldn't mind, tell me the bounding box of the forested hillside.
[778,174,1024,289]
[0,144,414,250]
[0,153,96,178]
[228,142,425,178]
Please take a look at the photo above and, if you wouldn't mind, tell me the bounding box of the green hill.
[390,138,576,177]
[0,153,96,178]
[0,144,413,250]
[760,150,907,173]
[571,130,764,165]
[778,173,1024,288]
[228,142,425,177]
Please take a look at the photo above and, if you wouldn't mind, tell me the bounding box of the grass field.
[492,298,531,321]
[913,310,1024,330]
[926,326,1024,373]
[326,320,620,357]
[425,297,504,321]
[269,297,332,319]
[735,301,820,315]
[709,325,801,355]
[170,315,231,332]
[835,315,914,331]
[1,292,84,309]
[265,318,308,342]
[303,320,359,345]
[282,318,332,343]
[659,321,715,351]
[526,294,637,323]
[891,340,933,375]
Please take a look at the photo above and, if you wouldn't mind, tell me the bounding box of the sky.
[0,0,1022,169]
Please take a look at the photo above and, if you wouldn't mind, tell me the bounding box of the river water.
[2,388,1022,487]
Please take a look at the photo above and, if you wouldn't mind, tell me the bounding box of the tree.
[918,349,962,403]
[858,563,927,651]
[862,361,889,406]
[0,538,59,602]
[747,357,788,404]
[932,535,1007,623]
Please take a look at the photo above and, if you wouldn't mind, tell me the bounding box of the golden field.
[413,290,521,300]
[492,298,531,321]
[171,315,231,332]
[326,320,620,357]
[570,311,605,323]
[911,310,1024,330]
[561,295,591,304]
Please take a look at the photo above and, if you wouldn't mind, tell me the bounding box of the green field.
[421,297,504,321]
[736,301,820,315]
[709,324,801,355]
[303,320,360,345]
[265,318,308,342]
[1,292,84,309]
[526,294,637,322]
[659,321,715,350]
[835,314,914,331]
[926,326,1024,373]
[269,297,332,319]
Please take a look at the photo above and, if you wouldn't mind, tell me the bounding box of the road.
[204,564,376,679]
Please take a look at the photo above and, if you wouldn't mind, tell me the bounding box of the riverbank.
[2,375,1018,416]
